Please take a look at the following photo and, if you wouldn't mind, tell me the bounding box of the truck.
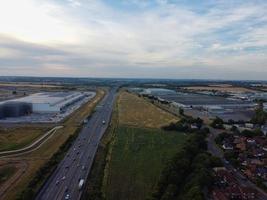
[78,179,85,190]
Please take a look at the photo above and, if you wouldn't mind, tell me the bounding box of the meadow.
[105,126,186,200]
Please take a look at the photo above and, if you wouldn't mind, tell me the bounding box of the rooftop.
[0,92,85,106]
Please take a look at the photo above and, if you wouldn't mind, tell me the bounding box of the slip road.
[36,88,117,200]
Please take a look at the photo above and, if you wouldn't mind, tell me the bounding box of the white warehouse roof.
[0,92,93,113]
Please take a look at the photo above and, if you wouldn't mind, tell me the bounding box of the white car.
[65,194,70,200]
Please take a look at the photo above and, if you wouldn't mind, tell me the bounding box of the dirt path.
[0,126,63,158]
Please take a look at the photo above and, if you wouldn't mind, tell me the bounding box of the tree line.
[151,129,222,200]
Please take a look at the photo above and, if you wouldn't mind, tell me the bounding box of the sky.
[0,0,266,80]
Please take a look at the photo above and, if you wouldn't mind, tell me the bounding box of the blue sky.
[0,0,266,80]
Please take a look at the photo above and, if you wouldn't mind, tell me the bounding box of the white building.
[0,92,93,113]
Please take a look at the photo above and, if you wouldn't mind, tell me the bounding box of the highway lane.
[36,88,117,200]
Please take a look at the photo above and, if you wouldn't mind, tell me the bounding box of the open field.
[0,166,16,186]
[118,91,178,128]
[0,83,62,88]
[0,126,50,152]
[1,89,105,200]
[105,126,187,200]
[98,92,186,200]
[183,85,256,93]
[85,91,185,200]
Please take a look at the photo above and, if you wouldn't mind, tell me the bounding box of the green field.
[0,127,48,152]
[0,166,16,185]
[105,126,187,200]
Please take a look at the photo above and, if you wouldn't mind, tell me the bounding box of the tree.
[210,117,224,129]
[179,108,184,116]
[251,102,267,125]
[241,129,263,137]
[182,186,204,200]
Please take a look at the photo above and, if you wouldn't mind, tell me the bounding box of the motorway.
[36,88,117,200]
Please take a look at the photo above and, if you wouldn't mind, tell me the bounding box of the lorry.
[78,179,85,190]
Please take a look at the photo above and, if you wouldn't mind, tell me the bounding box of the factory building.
[0,91,90,117]
[0,102,32,119]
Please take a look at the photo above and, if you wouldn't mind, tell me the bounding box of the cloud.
[0,0,266,79]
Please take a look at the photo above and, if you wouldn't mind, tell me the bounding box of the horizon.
[0,75,267,82]
[0,0,267,80]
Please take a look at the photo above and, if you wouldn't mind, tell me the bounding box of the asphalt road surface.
[36,88,117,200]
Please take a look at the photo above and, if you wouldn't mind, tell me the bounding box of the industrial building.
[0,92,92,119]
[0,102,32,119]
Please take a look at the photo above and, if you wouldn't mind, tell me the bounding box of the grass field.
[0,166,16,185]
[0,126,49,152]
[183,85,255,93]
[0,83,62,88]
[99,91,186,200]
[105,126,186,200]
[118,92,178,128]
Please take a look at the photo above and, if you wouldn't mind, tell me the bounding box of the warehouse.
[0,102,32,119]
[0,92,90,114]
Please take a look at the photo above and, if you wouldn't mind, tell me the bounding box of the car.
[73,158,76,161]
[62,176,66,180]
[82,166,86,170]
[65,166,69,169]
[56,180,60,185]
[65,194,70,200]
[78,179,85,190]
[77,151,80,155]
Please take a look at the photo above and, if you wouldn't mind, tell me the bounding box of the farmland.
[183,85,256,93]
[88,91,187,200]
[118,91,177,128]
[104,126,186,200]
